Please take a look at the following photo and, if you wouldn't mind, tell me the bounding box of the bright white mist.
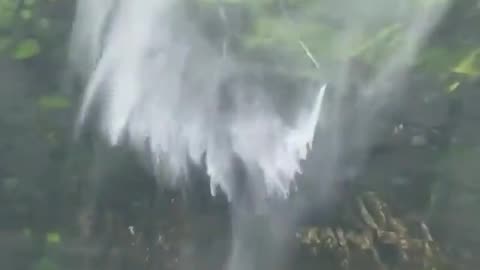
[71,0,326,203]
[69,1,450,269]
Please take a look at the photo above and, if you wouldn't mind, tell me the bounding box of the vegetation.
[1,0,480,270]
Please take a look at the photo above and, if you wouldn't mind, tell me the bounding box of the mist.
[69,0,451,269]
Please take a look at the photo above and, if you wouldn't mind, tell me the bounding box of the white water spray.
[70,0,451,269]
[71,0,326,203]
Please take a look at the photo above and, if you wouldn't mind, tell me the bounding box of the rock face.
[359,76,480,268]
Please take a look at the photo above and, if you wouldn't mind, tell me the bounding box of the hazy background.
[1,0,480,270]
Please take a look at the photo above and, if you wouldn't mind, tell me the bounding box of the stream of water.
[69,1,450,269]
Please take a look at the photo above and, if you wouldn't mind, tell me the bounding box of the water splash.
[69,1,451,269]
[70,0,326,203]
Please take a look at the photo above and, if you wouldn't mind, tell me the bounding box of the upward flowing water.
[69,0,450,269]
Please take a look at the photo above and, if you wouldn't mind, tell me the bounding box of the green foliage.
[0,0,17,28]
[0,0,66,60]
[13,38,40,59]
[32,257,60,270]
[452,48,480,76]
[196,0,480,88]
[46,232,61,244]
[37,95,71,110]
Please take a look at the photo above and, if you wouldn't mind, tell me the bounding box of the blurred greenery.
[14,38,40,59]
[37,95,71,110]
[32,257,60,270]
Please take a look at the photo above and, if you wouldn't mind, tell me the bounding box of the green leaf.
[349,24,403,59]
[25,0,36,6]
[447,81,460,93]
[13,39,41,59]
[37,95,71,110]
[20,9,32,20]
[0,0,16,28]
[46,232,61,244]
[452,48,480,77]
